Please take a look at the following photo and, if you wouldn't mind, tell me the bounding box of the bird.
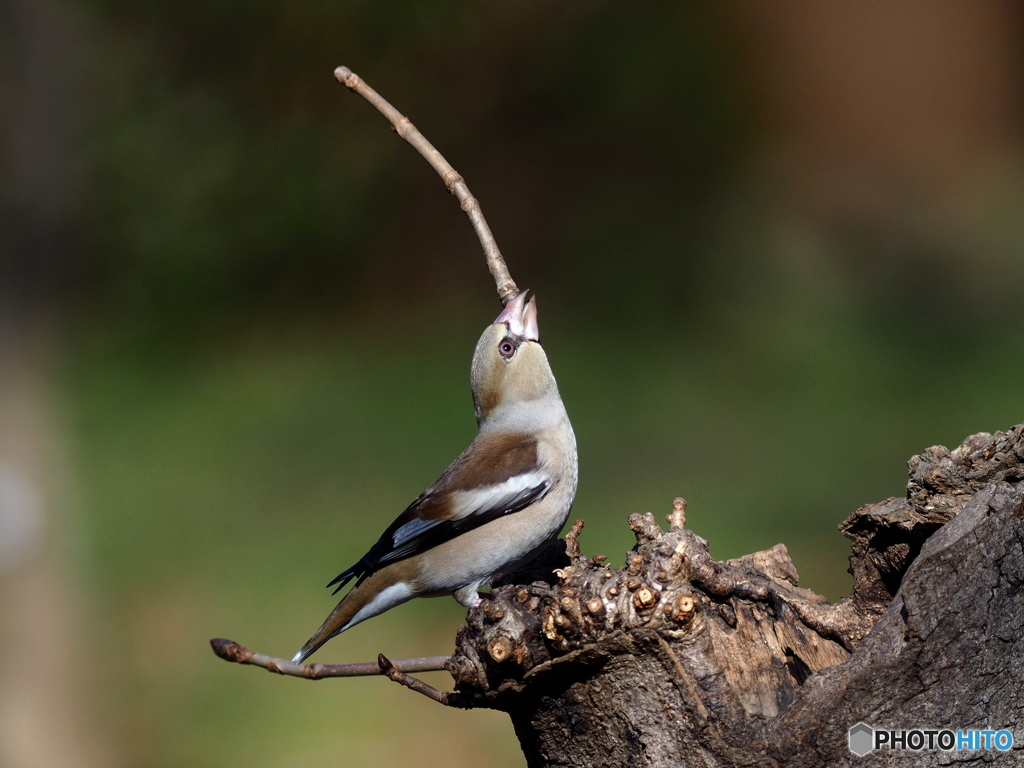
[291,290,578,664]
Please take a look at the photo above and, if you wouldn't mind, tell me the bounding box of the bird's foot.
[454,583,484,609]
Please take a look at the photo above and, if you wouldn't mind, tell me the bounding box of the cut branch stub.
[447,422,1024,767]
[449,500,849,718]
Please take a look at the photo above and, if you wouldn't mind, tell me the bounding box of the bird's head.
[470,290,559,425]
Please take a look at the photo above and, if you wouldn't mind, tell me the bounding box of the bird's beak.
[495,290,539,341]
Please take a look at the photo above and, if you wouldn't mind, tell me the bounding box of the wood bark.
[446,424,1024,766]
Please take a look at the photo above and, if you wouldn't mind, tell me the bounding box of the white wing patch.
[448,472,549,521]
[385,472,552,561]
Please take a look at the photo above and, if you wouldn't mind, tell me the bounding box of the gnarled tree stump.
[447,424,1024,766]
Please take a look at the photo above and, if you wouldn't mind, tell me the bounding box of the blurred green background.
[2,1,1024,766]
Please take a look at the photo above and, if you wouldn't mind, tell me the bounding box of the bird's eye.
[499,339,517,359]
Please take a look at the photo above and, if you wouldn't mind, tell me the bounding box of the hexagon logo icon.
[848,722,874,756]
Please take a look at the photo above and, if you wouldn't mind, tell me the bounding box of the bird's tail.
[291,566,413,664]
[291,589,365,664]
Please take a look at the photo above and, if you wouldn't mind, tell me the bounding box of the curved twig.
[333,66,519,305]
[209,638,449,679]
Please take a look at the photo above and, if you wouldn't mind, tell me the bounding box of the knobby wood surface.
[446,424,1024,767]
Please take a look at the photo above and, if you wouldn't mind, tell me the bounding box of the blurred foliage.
[5,0,1021,766]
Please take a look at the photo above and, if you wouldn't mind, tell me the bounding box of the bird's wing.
[327,432,550,592]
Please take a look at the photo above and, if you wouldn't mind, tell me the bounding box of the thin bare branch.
[333,65,519,305]
[377,653,474,708]
[564,518,585,559]
[667,497,687,530]
[209,638,449,679]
